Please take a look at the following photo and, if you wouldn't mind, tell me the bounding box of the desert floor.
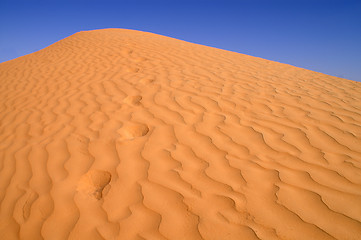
[1,29,361,240]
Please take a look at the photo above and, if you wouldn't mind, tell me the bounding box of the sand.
[1,29,361,240]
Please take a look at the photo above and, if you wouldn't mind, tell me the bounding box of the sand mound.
[123,95,142,106]
[1,28,361,240]
[118,122,149,140]
[77,170,111,200]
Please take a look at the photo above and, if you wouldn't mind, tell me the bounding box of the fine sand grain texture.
[1,29,361,240]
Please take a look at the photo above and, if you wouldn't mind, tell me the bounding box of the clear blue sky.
[1,0,360,81]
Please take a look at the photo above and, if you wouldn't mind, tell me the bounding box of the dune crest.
[1,28,361,240]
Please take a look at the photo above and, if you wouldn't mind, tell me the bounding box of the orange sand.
[1,29,361,240]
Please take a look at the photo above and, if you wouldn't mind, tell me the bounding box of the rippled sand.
[1,29,361,240]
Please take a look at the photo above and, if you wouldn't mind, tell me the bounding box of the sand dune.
[1,28,361,240]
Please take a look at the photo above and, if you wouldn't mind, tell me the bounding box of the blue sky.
[1,0,360,81]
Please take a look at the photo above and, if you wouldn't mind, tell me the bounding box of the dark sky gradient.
[1,0,360,81]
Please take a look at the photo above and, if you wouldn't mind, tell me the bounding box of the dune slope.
[1,29,361,240]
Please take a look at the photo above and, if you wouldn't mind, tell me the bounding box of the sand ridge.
[0,28,361,240]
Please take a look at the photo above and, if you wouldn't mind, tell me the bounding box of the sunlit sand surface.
[1,29,361,240]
